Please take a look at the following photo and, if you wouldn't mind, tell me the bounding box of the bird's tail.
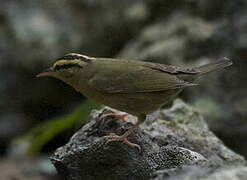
[178,57,232,82]
[196,57,232,75]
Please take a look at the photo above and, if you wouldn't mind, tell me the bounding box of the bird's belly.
[81,88,182,115]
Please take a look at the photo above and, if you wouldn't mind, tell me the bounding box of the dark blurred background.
[0,0,247,179]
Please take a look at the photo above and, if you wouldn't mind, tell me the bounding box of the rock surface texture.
[51,100,246,180]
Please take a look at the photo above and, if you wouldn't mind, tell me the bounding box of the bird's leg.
[100,108,129,123]
[103,115,146,150]
[103,122,142,150]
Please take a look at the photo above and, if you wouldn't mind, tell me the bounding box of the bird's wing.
[141,61,201,74]
[88,61,197,94]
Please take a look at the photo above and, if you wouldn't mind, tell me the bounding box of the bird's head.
[37,53,94,86]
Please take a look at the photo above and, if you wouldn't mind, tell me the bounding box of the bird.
[37,53,232,150]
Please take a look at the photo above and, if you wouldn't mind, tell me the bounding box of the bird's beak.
[36,67,55,77]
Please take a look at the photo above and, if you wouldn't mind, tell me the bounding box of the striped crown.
[53,53,93,71]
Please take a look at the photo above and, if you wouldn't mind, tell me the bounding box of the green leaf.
[11,100,102,155]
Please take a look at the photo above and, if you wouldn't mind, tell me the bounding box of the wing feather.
[88,61,196,94]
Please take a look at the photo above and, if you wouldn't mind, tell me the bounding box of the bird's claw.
[103,135,141,151]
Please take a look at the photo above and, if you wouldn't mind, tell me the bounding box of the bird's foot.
[103,134,141,151]
[100,108,129,123]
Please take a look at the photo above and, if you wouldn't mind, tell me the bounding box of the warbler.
[37,53,232,150]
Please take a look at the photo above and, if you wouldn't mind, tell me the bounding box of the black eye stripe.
[58,55,80,60]
[54,63,82,71]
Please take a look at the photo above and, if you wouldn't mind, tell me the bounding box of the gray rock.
[50,99,245,180]
[118,13,218,63]
[203,167,247,180]
[152,166,247,180]
[153,165,247,180]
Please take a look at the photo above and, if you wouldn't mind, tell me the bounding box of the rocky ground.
[51,100,246,180]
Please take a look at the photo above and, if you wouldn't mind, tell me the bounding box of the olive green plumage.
[37,53,232,149]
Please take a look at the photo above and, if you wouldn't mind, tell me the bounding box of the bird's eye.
[53,65,59,71]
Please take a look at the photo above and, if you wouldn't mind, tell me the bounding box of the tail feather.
[178,57,232,82]
[197,57,232,75]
